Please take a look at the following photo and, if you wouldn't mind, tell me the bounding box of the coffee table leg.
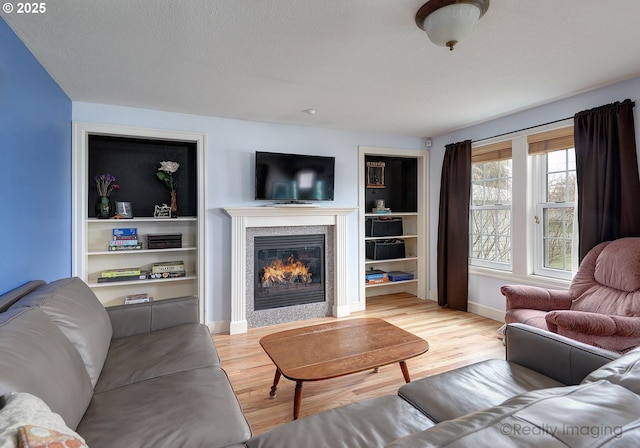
[269,369,282,398]
[293,381,303,420]
[399,361,411,383]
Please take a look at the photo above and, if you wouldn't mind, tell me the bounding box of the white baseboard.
[467,301,504,323]
[207,320,230,334]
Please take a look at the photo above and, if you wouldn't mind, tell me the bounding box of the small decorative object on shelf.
[366,161,385,188]
[154,203,172,218]
[94,173,120,219]
[114,201,133,219]
[156,161,180,218]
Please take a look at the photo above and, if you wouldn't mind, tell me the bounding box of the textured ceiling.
[4,0,640,137]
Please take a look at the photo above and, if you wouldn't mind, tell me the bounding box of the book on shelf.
[124,293,153,304]
[365,269,387,280]
[107,244,142,251]
[112,228,137,237]
[97,271,148,283]
[112,235,139,240]
[151,260,185,274]
[366,277,390,285]
[109,239,140,246]
[100,267,142,278]
[148,271,186,279]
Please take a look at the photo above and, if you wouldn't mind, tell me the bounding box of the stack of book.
[109,228,141,251]
[124,293,153,305]
[365,269,389,285]
[149,260,186,279]
[98,267,147,283]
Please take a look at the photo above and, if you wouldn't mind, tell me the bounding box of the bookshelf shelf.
[88,246,197,256]
[89,274,197,288]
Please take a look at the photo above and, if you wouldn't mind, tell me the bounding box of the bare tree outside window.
[540,149,576,272]
[470,159,512,268]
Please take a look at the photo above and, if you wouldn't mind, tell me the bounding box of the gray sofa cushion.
[94,323,220,393]
[13,277,112,387]
[388,381,640,447]
[247,395,435,448]
[107,295,200,338]
[77,366,252,448]
[582,346,640,393]
[398,359,564,422]
[0,307,94,429]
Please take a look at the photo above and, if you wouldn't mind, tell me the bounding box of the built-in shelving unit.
[72,122,206,318]
[84,217,198,305]
[358,146,429,308]
[364,211,419,288]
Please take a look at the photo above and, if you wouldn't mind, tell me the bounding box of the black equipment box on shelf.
[366,239,405,260]
[365,217,403,237]
[147,233,182,249]
[388,271,414,282]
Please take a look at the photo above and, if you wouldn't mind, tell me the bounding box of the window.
[468,124,577,282]
[529,127,577,279]
[469,141,512,270]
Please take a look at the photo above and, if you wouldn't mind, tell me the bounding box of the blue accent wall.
[0,18,72,292]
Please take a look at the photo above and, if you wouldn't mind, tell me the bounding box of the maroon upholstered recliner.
[502,237,640,353]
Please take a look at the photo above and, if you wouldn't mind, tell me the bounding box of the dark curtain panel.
[574,99,640,261]
[437,140,471,311]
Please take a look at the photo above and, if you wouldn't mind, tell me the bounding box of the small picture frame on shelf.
[366,161,385,188]
[154,204,171,218]
[115,201,133,219]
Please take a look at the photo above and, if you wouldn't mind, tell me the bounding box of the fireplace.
[254,234,325,310]
[224,206,356,334]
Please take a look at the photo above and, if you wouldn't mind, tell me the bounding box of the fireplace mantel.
[224,206,356,334]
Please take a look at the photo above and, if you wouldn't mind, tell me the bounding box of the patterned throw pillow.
[18,425,87,448]
[0,393,87,448]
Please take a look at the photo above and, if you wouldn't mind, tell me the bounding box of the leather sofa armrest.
[505,323,619,385]
[107,295,200,339]
[0,280,46,312]
[546,310,640,337]
[501,284,572,311]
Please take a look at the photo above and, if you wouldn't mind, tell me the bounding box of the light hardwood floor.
[212,293,505,436]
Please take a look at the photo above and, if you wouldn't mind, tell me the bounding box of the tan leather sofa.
[0,277,251,447]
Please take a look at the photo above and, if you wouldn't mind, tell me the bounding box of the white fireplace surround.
[224,207,356,334]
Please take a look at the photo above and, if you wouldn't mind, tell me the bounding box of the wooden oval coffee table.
[259,317,429,419]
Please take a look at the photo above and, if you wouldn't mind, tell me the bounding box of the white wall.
[428,76,640,321]
[72,103,424,327]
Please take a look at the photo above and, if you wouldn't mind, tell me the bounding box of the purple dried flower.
[95,173,117,197]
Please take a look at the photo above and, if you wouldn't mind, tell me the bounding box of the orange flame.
[262,254,312,287]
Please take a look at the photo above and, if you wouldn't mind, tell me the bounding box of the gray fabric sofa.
[247,323,640,447]
[0,277,251,447]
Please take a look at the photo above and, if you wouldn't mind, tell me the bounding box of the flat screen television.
[255,151,335,202]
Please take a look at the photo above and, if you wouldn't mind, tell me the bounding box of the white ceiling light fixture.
[415,0,489,51]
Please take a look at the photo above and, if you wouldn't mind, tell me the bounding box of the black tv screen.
[255,151,335,202]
